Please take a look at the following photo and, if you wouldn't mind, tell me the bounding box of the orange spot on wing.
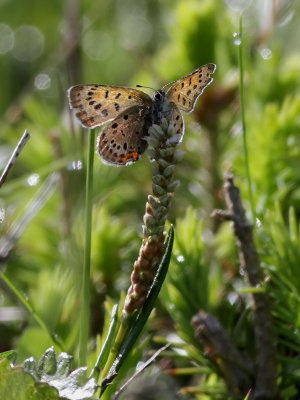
[117,152,139,163]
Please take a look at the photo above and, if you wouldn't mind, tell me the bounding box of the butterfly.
[68,63,216,166]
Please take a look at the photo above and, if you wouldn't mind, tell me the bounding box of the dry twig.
[192,310,252,396]
[212,173,278,400]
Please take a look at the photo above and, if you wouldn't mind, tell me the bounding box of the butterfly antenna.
[136,84,157,93]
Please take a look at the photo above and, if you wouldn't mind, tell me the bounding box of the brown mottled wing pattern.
[165,64,216,113]
[68,85,152,128]
[167,103,185,139]
[97,106,149,166]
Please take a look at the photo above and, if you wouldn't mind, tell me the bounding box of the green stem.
[0,271,64,350]
[239,14,255,226]
[90,304,119,382]
[100,312,132,381]
[79,129,95,365]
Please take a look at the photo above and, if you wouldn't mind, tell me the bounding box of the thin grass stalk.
[79,128,96,365]
[238,14,255,226]
[0,173,63,348]
[0,130,30,188]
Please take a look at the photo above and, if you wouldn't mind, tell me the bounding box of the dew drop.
[136,361,145,371]
[233,32,241,46]
[256,217,262,228]
[21,291,29,301]
[293,328,300,336]
[260,48,272,60]
[177,255,184,263]
[67,160,82,170]
[0,208,5,224]
[27,173,40,186]
[228,292,238,305]
[23,357,36,373]
[287,136,295,147]
[230,122,242,137]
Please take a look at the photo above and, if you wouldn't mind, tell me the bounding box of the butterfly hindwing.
[97,106,150,166]
[68,85,152,128]
[165,63,216,113]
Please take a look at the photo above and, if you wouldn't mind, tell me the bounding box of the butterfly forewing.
[68,85,152,128]
[68,63,216,166]
[97,106,150,166]
[166,63,216,113]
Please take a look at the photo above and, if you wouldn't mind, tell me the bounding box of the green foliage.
[0,347,98,400]
[259,207,300,394]
[239,95,300,214]
[90,206,138,293]
[164,209,210,340]
[0,350,17,363]
[0,358,61,400]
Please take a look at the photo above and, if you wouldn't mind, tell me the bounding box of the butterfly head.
[152,89,169,113]
[153,90,165,101]
[136,84,166,105]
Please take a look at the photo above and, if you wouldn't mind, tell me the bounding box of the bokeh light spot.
[0,24,14,54]
[82,30,112,61]
[225,0,252,12]
[120,16,152,49]
[34,73,51,90]
[13,25,44,62]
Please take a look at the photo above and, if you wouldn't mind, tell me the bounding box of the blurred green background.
[1,0,300,398]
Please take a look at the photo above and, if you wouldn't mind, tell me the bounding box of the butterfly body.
[68,63,216,166]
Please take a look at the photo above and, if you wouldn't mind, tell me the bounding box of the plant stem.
[100,115,181,390]
[100,315,131,381]
[101,226,174,394]
[79,129,95,365]
[90,304,119,381]
[238,14,255,226]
